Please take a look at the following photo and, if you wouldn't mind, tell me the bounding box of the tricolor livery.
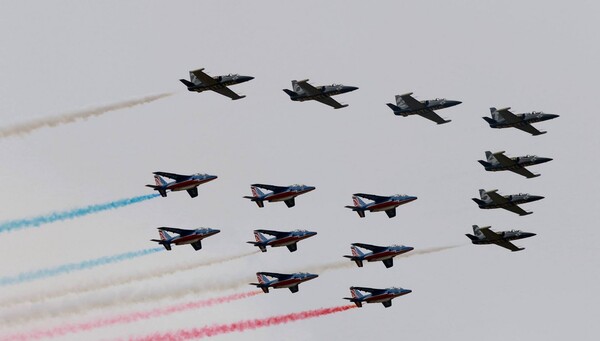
[247,229,317,252]
[344,286,412,308]
[466,225,536,252]
[250,272,319,293]
[151,227,220,251]
[483,107,559,136]
[386,92,461,125]
[146,171,217,198]
[344,243,414,268]
[472,189,544,216]
[243,183,316,208]
[283,79,358,109]
[345,193,417,218]
[180,68,254,100]
[478,151,553,179]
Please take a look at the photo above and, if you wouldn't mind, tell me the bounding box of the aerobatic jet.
[243,184,315,208]
[386,92,461,124]
[466,225,536,252]
[146,172,217,198]
[247,229,317,252]
[179,68,253,100]
[478,151,553,178]
[151,227,220,251]
[250,272,319,293]
[345,193,417,218]
[283,79,358,109]
[472,189,544,216]
[344,286,412,308]
[344,243,414,268]
[483,107,559,136]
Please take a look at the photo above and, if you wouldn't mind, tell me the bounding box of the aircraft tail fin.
[485,151,495,162]
[179,79,195,87]
[254,231,268,243]
[352,195,367,208]
[350,245,365,257]
[395,95,410,109]
[479,189,491,201]
[251,186,265,198]
[490,107,497,113]
[154,175,167,187]
[158,229,172,241]
[291,80,305,93]
[350,288,365,300]
[472,225,483,237]
[189,69,204,85]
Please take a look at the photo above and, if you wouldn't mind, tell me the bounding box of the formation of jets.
[139,66,560,310]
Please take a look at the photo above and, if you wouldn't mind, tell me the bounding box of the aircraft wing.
[417,108,449,124]
[154,172,191,182]
[314,96,347,109]
[398,93,425,110]
[257,272,291,279]
[503,205,531,216]
[295,80,320,96]
[496,108,521,124]
[486,191,509,204]
[353,193,389,202]
[478,227,501,241]
[190,69,218,85]
[514,123,544,136]
[252,184,289,193]
[255,229,289,238]
[352,243,387,253]
[491,151,515,167]
[158,227,194,236]
[493,240,523,252]
[212,86,245,100]
[510,167,538,178]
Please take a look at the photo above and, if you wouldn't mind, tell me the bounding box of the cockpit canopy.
[293,229,308,233]
[194,173,209,177]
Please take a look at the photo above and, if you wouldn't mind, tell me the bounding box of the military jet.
[466,225,536,252]
[151,227,220,251]
[179,68,253,100]
[146,172,217,198]
[282,79,358,109]
[345,193,417,218]
[250,272,319,293]
[472,189,544,216]
[344,286,412,308]
[243,184,315,208]
[478,151,553,179]
[343,243,414,268]
[386,92,461,124]
[247,229,317,252]
[483,107,559,136]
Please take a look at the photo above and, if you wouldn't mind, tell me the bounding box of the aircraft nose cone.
[404,289,412,294]
[538,157,553,164]
[447,100,462,107]
[345,86,359,92]
[240,75,254,82]
[530,195,545,202]
[306,186,316,192]
[406,246,415,252]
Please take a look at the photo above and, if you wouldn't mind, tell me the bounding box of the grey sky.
[0,1,598,340]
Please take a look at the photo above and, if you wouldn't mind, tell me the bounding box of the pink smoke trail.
[129,305,357,341]
[2,291,262,341]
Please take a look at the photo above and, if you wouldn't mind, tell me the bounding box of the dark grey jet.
[283,79,358,109]
[180,68,254,100]
[386,92,461,124]
[483,107,559,136]
[478,151,553,179]
[472,189,544,216]
[466,225,536,252]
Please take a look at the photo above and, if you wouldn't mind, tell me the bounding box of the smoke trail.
[1,291,262,341]
[0,93,172,138]
[0,250,257,309]
[0,248,164,287]
[129,305,357,340]
[0,193,159,234]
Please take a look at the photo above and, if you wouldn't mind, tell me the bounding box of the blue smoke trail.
[0,248,164,286]
[0,194,159,234]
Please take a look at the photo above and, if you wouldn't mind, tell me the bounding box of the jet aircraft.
[146,172,217,198]
[243,184,315,208]
[247,229,317,252]
[343,243,414,268]
[472,189,544,216]
[283,79,358,109]
[478,151,553,178]
[250,272,318,293]
[345,193,417,218]
[466,225,536,252]
[344,286,412,308]
[483,107,559,136]
[179,68,253,100]
[386,92,461,124]
[151,227,220,251]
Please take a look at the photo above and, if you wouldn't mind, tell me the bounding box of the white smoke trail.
[0,93,172,138]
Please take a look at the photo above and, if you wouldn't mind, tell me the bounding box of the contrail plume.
[0,248,163,287]
[0,93,172,138]
[1,291,262,341]
[0,193,159,234]
[128,305,357,340]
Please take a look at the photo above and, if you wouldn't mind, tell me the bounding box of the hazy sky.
[0,1,599,340]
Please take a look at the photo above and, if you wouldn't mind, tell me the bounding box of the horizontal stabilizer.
[482,116,496,124]
[180,79,195,87]
[478,160,492,167]
[283,89,297,97]
[386,103,401,112]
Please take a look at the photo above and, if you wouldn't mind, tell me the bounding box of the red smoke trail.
[130,305,357,341]
[2,291,261,341]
